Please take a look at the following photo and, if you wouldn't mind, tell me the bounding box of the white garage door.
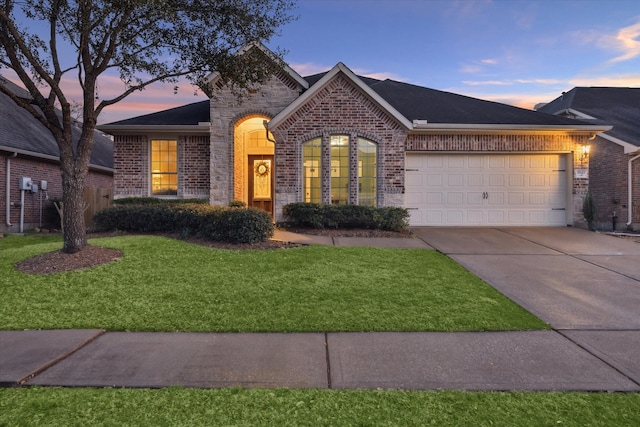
[405,154,568,226]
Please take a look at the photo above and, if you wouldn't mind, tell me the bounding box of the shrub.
[282,203,409,231]
[94,203,274,243]
[201,207,274,243]
[228,200,247,208]
[113,197,208,206]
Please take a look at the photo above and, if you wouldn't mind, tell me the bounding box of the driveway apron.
[412,227,640,330]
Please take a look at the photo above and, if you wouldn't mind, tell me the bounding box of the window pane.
[330,135,349,204]
[151,139,178,196]
[303,138,322,203]
[358,138,377,206]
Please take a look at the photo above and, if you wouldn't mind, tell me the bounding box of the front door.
[248,155,274,215]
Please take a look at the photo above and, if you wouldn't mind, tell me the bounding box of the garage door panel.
[487,211,505,224]
[488,192,505,205]
[467,192,484,204]
[448,192,464,205]
[509,174,525,186]
[448,174,464,186]
[405,154,568,226]
[509,156,526,168]
[426,174,443,186]
[529,174,546,186]
[508,192,525,205]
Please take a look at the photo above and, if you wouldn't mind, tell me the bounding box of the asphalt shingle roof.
[538,87,640,147]
[102,100,210,126]
[304,72,583,126]
[0,78,114,169]
[101,70,591,129]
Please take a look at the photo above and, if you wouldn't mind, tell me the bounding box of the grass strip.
[1,387,638,427]
[1,235,546,332]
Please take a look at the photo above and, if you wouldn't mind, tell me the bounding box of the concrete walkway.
[1,228,639,391]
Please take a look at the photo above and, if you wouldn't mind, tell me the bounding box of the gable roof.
[0,77,114,171]
[269,65,609,134]
[269,62,413,130]
[99,63,609,137]
[538,87,640,152]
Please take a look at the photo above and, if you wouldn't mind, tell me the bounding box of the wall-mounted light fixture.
[579,144,591,165]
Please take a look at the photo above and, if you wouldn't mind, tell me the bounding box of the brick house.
[99,44,609,227]
[1,77,114,233]
[538,88,640,231]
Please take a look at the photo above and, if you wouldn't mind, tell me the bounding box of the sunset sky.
[3,0,640,124]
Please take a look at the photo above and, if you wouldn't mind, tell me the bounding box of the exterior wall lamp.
[579,144,590,164]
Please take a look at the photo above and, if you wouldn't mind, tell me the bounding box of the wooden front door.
[248,155,274,215]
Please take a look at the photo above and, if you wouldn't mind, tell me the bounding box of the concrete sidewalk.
[2,228,639,392]
[2,329,639,391]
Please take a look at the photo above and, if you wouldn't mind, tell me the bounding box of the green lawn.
[1,387,639,427]
[2,235,637,426]
[0,234,546,332]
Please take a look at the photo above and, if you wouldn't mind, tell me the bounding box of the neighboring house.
[1,77,114,233]
[99,43,609,227]
[538,88,640,231]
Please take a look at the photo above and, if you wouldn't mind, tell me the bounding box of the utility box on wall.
[19,177,32,190]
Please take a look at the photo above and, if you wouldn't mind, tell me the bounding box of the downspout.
[5,152,17,227]
[628,153,640,226]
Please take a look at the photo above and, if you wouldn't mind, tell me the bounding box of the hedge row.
[282,203,409,231]
[94,203,274,244]
[113,197,208,205]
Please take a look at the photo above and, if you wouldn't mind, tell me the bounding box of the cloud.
[609,20,640,62]
[462,80,513,86]
[569,74,640,87]
[289,62,331,76]
[571,19,640,63]
[459,58,498,74]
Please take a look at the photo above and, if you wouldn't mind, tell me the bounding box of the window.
[302,135,377,206]
[330,135,349,204]
[358,138,377,206]
[151,139,177,196]
[303,138,321,203]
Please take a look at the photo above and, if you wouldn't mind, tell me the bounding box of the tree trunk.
[61,165,88,254]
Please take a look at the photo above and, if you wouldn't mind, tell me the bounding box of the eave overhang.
[0,145,114,173]
[97,123,211,134]
[410,122,612,136]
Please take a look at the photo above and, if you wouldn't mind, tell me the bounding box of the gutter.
[410,121,612,135]
[5,152,17,227]
[628,153,640,226]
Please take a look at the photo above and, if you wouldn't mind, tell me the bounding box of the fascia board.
[410,123,612,135]
[548,108,598,120]
[268,62,413,130]
[97,124,210,134]
[0,145,114,173]
[598,133,640,154]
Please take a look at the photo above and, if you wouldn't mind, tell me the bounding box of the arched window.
[302,135,378,206]
[330,135,349,204]
[358,138,377,206]
[302,138,322,203]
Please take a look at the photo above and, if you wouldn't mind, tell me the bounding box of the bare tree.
[0,0,294,253]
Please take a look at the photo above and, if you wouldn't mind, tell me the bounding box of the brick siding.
[269,74,407,219]
[1,153,113,232]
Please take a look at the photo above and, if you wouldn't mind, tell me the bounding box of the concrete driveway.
[412,227,640,330]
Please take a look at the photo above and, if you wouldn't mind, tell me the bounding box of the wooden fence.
[83,187,113,227]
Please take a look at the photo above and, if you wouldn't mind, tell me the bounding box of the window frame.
[150,138,179,197]
[301,134,378,206]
